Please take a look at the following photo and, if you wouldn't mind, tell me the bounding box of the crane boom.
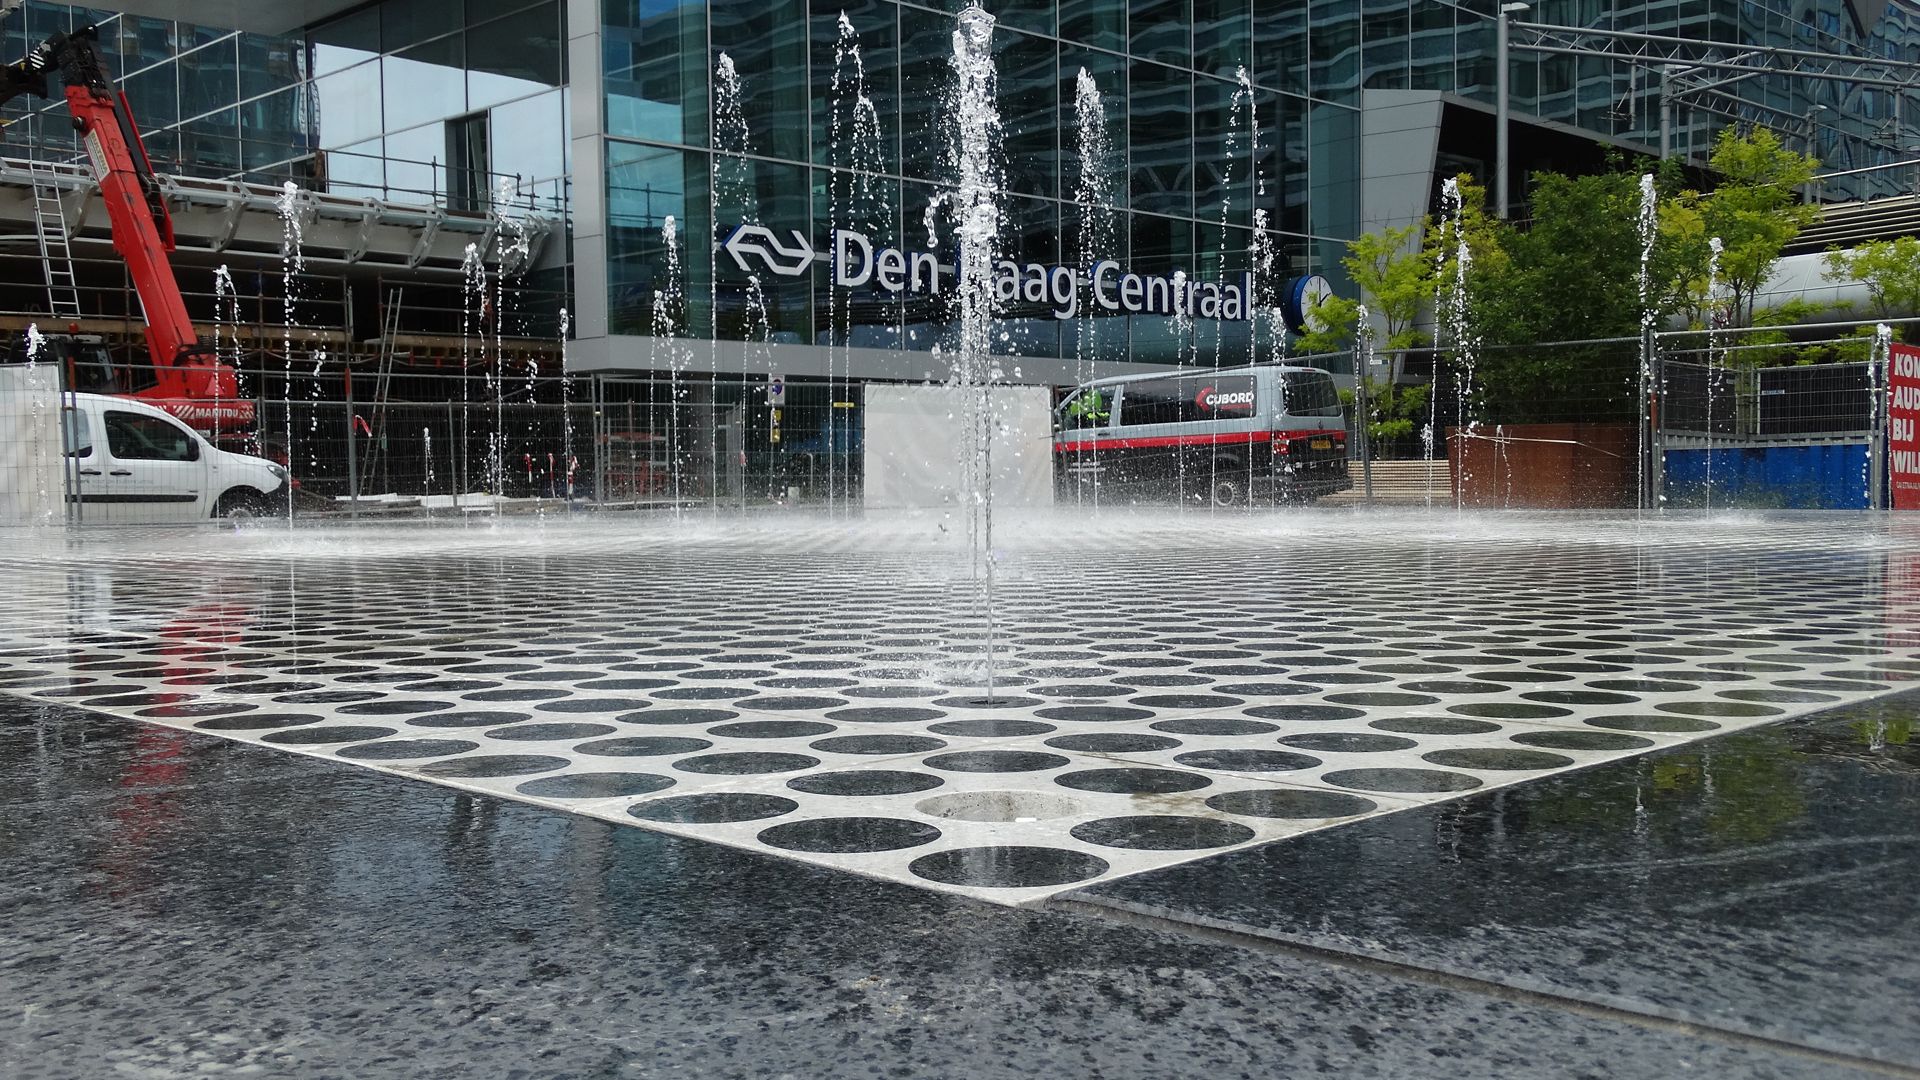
[2,25,250,432]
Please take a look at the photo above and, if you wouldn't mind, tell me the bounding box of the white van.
[1054,363,1351,505]
[62,393,288,523]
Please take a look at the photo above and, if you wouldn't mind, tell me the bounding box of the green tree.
[1470,169,1648,422]
[1659,127,1819,330]
[1824,236,1920,342]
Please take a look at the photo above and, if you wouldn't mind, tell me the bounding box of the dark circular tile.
[463,688,570,702]
[707,720,838,739]
[577,736,714,757]
[732,695,850,713]
[1587,679,1700,693]
[193,713,324,732]
[909,846,1109,888]
[1211,681,1315,697]
[1449,702,1574,719]
[759,816,941,853]
[788,770,947,796]
[809,734,948,755]
[333,699,455,716]
[1173,749,1319,773]
[1716,688,1839,704]
[273,690,384,704]
[1127,693,1244,709]
[1279,732,1416,753]
[419,754,569,778]
[1422,747,1575,771]
[1324,691,1440,707]
[926,719,1057,738]
[924,750,1069,773]
[1521,690,1642,706]
[1070,815,1255,850]
[824,706,946,724]
[404,710,534,729]
[1243,705,1366,723]
[1654,700,1783,717]
[1322,768,1482,793]
[1398,680,1505,694]
[1586,714,1720,732]
[1370,716,1501,735]
[535,697,652,714]
[930,695,1043,709]
[261,725,397,745]
[1151,717,1278,736]
[1046,732,1183,753]
[629,793,798,824]
[1206,789,1376,819]
[1512,730,1655,751]
[620,708,739,726]
[484,722,618,741]
[337,738,478,761]
[1054,768,1211,794]
[517,772,676,799]
[1035,705,1155,723]
[574,677,675,692]
[672,752,820,775]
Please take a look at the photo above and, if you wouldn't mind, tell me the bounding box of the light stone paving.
[3,509,1916,906]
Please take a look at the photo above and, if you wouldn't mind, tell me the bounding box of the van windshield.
[1277,370,1343,417]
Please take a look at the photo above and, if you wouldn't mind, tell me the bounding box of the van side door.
[101,409,210,522]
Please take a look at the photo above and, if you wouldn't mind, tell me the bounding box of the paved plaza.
[3,509,1918,1076]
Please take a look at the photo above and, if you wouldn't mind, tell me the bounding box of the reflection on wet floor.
[3,510,1920,904]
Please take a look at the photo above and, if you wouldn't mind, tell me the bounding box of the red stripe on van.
[1053,429,1342,453]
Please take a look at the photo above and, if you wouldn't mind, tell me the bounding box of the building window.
[446,111,490,212]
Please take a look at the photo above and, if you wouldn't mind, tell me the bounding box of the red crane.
[2,25,253,434]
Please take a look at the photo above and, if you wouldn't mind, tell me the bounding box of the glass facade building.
[1,0,1919,379]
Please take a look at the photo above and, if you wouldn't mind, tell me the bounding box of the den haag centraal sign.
[720,223,1319,323]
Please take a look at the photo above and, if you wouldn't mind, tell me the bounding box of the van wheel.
[1209,473,1246,508]
[213,489,270,522]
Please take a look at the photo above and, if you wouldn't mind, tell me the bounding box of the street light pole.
[1495,3,1529,219]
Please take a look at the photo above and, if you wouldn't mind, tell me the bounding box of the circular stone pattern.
[909,846,1109,889]
[924,750,1069,773]
[336,738,478,760]
[516,772,676,799]
[262,725,397,745]
[1322,768,1482,793]
[809,734,947,756]
[1206,789,1377,819]
[1054,768,1211,795]
[629,793,798,824]
[1421,747,1575,771]
[1511,730,1654,751]
[1069,815,1255,851]
[1173,749,1319,773]
[786,770,945,797]
[577,736,713,757]
[673,752,820,775]
[1046,733,1183,754]
[419,754,568,777]
[1279,732,1416,753]
[1371,716,1501,735]
[758,817,941,853]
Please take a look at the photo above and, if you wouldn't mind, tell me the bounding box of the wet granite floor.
[3,511,1918,1076]
[3,690,1916,1079]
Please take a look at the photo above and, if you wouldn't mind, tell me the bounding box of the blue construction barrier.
[1663,443,1871,509]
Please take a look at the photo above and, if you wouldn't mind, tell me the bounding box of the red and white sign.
[1890,343,1920,509]
[1194,385,1254,412]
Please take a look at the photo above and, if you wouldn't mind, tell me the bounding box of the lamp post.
[1495,2,1530,219]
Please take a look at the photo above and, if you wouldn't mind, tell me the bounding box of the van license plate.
[1309,438,1331,450]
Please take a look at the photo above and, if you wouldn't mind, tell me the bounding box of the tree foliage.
[1824,236,1920,342]
[1657,127,1818,329]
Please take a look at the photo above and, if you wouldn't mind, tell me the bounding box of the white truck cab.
[63,393,288,523]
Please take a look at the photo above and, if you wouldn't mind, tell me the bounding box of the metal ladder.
[29,158,82,323]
